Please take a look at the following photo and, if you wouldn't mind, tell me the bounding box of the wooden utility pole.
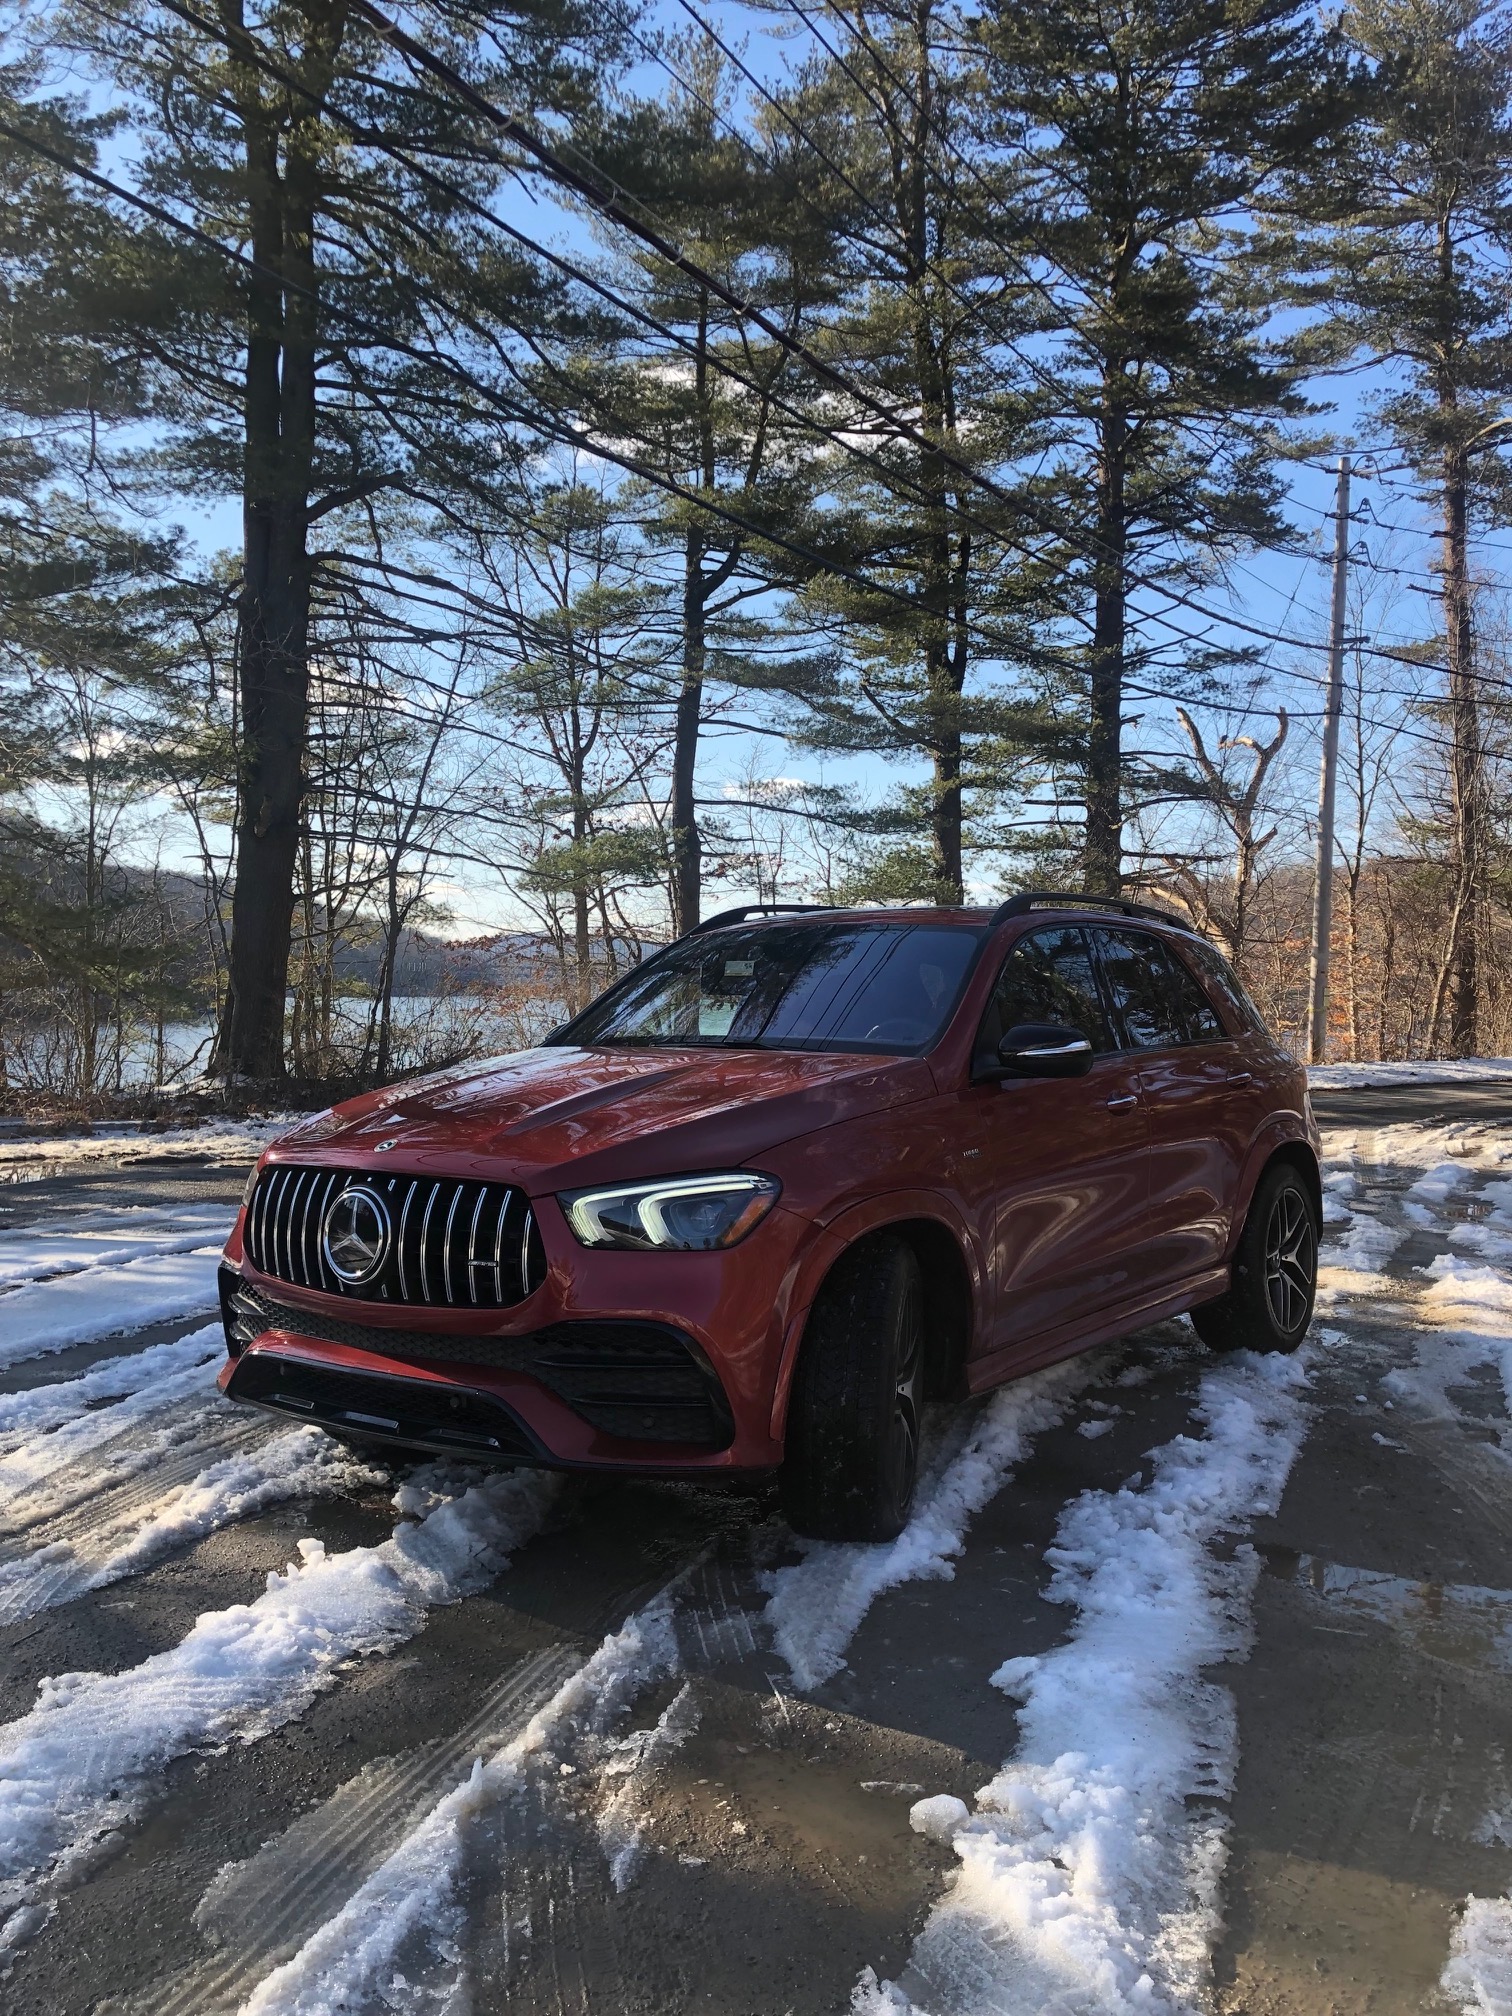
[1306,456,1351,1065]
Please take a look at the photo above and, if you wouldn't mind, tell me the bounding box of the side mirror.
[996,1022,1094,1079]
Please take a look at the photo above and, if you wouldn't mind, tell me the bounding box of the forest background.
[3,0,1512,1104]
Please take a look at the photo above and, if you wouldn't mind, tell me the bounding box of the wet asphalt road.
[0,1081,1507,2013]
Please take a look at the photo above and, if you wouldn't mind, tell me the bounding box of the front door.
[961,924,1153,1363]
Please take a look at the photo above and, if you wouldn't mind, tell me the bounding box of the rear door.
[964,924,1154,1357]
[1090,926,1250,1285]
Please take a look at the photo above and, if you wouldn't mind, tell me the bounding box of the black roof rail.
[687,901,839,936]
[990,889,1195,930]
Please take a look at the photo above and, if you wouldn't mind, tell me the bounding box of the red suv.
[219,894,1320,1540]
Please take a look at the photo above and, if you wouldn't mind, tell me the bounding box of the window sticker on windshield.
[723,959,755,977]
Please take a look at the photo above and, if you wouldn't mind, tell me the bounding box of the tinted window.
[1182,935,1266,1034]
[555,921,982,1054]
[977,926,1115,1062]
[1095,928,1224,1048]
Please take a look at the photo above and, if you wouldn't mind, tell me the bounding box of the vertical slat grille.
[244,1165,543,1309]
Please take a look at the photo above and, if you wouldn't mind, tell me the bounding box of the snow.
[858,1349,1313,2016]
[0,1463,560,1921]
[0,1426,381,1625]
[236,1590,682,2016]
[0,1204,233,1291]
[0,1326,225,1512]
[1309,1057,1512,1088]
[0,1248,225,1367]
[0,1324,222,1448]
[0,1118,282,1174]
[764,1355,1100,1691]
[1443,1897,1512,2016]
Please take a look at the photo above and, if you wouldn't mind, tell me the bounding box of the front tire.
[1191,1162,1318,1355]
[781,1235,924,1542]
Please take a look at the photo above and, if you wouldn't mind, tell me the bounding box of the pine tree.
[42,0,616,1077]
[977,0,1345,893]
[1326,0,1512,1056]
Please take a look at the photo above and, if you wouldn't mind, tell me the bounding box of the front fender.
[766,1189,984,1440]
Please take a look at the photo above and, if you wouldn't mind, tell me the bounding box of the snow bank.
[0,1464,560,1915]
[764,1357,1100,1692]
[1309,1058,1512,1088]
[0,1248,224,1367]
[859,1349,1312,2016]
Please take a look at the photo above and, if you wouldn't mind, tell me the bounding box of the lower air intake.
[227,1352,539,1460]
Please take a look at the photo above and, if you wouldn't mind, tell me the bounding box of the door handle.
[1226,1071,1253,1087]
[1106,1093,1139,1112]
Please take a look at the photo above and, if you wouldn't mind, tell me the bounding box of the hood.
[270,1044,934,1189]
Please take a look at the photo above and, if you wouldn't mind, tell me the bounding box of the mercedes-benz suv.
[218,892,1321,1540]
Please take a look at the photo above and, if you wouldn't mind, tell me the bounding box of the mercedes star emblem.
[322,1184,392,1286]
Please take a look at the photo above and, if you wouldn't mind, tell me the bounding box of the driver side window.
[976,926,1116,1070]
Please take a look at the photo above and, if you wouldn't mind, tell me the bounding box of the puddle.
[1259,1546,1512,1673]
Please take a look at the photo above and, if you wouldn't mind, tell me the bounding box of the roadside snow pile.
[1309,1058,1512,1088]
[0,1464,560,1925]
[855,1348,1312,2016]
[764,1355,1100,1691]
[0,1118,283,1174]
[0,1248,226,1366]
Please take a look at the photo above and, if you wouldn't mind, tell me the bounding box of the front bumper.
[217,1194,811,1473]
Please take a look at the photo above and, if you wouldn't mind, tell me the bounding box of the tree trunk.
[1085,404,1128,896]
[211,6,340,1080]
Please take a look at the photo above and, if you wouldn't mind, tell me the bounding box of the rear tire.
[780,1235,924,1542]
[1191,1162,1318,1355]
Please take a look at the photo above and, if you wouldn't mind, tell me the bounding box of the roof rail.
[990,890,1194,929]
[687,901,838,936]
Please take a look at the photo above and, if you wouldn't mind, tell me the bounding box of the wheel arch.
[1258,1138,1322,1229]
[769,1203,977,1438]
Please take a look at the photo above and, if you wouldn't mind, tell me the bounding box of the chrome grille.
[244,1164,544,1308]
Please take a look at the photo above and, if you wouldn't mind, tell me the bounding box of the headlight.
[559,1172,781,1251]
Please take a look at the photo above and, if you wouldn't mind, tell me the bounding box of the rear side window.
[1181,934,1266,1034]
[1094,928,1224,1049]
[978,925,1116,1063]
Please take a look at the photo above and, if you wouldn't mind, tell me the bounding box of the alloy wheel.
[1264,1186,1315,1334]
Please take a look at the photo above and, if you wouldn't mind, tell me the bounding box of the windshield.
[552,921,985,1054]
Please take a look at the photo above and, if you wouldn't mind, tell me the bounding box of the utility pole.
[1306,455,1351,1064]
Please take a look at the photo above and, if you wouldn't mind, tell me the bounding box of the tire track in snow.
[0,1207,233,1292]
[140,1644,582,2016]
[0,1248,225,1368]
[0,1324,224,1455]
[0,1421,377,1625]
[228,1366,1106,2016]
[0,1462,562,1936]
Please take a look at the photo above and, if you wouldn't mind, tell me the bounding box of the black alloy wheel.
[1191,1162,1318,1355]
[1263,1181,1316,1335]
